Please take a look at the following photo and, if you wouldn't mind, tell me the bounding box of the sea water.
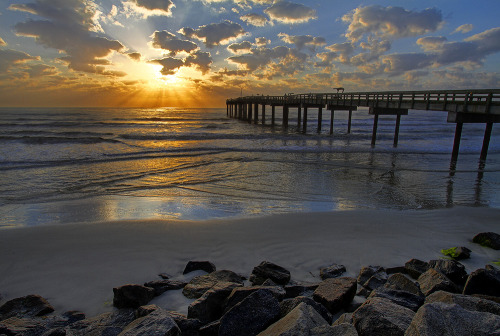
[0,107,499,227]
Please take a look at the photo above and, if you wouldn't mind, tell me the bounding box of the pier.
[226,89,500,163]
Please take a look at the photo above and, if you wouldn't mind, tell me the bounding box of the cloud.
[179,20,246,48]
[342,5,443,42]
[240,13,269,27]
[228,41,252,54]
[10,0,125,76]
[255,37,270,46]
[24,64,58,78]
[382,53,434,73]
[184,50,213,74]
[0,49,38,72]
[127,52,142,61]
[151,31,198,56]
[150,57,184,75]
[453,24,473,34]
[314,51,338,68]
[278,33,325,50]
[416,36,447,51]
[0,37,6,46]
[124,0,175,17]
[264,1,317,24]
[325,42,355,64]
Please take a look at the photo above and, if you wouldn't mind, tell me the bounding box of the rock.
[332,312,353,325]
[168,311,203,336]
[0,317,49,336]
[112,284,155,309]
[280,296,333,324]
[261,279,278,287]
[428,259,467,286]
[313,277,357,314]
[257,302,329,336]
[405,302,500,336]
[218,289,281,336]
[183,261,217,275]
[199,320,220,336]
[158,273,171,280]
[188,282,241,324]
[284,284,319,299]
[224,286,285,313]
[473,232,500,250]
[417,268,459,296]
[440,247,472,260]
[425,290,500,316]
[68,309,136,336]
[0,295,55,320]
[404,259,429,280]
[384,273,423,297]
[463,265,500,297]
[249,261,291,286]
[328,323,359,336]
[357,266,385,284]
[386,266,406,275]
[118,308,180,336]
[320,264,346,280]
[363,272,388,291]
[143,280,187,296]
[183,270,244,299]
[352,297,414,336]
[368,287,424,312]
[136,305,159,318]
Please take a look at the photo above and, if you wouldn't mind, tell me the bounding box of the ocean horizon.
[1,106,499,228]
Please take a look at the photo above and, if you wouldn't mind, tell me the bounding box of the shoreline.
[1,207,499,317]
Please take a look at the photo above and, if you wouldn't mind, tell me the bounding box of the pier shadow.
[447,158,487,207]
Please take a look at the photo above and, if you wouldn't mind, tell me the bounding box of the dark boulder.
[218,289,281,336]
[183,261,216,275]
[188,282,241,324]
[463,265,500,297]
[280,296,333,324]
[112,284,155,309]
[425,290,500,316]
[404,259,429,279]
[199,320,220,336]
[428,259,468,286]
[418,268,459,296]
[473,232,500,250]
[168,311,203,336]
[313,277,357,314]
[384,273,422,297]
[119,308,180,336]
[67,309,136,336]
[257,302,330,336]
[0,295,54,321]
[284,283,319,299]
[319,264,346,280]
[363,272,388,292]
[357,266,385,284]
[249,261,291,286]
[143,280,187,296]
[0,316,49,336]
[441,247,472,260]
[183,270,244,299]
[368,287,424,312]
[405,302,500,336]
[224,286,285,313]
[352,297,414,336]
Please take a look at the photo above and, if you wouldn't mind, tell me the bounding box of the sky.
[0,0,499,107]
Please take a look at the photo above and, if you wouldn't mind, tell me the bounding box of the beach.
[1,207,499,318]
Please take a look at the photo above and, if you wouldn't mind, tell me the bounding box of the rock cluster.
[1,244,500,336]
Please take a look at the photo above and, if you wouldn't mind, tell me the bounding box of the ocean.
[1,107,499,228]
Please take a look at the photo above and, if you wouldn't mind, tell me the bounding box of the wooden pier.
[226,89,500,163]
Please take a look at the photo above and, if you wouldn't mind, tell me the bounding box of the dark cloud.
[240,13,269,27]
[278,33,325,50]
[184,51,212,74]
[24,64,58,78]
[149,57,184,75]
[0,49,38,72]
[179,20,246,48]
[10,0,125,76]
[382,53,434,73]
[151,31,198,56]
[127,52,142,61]
[126,0,175,17]
[314,51,337,68]
[325,42,355,64]
[255,37,270,46]
[342,5,443,42]
[264,1,317,24]
[228,41,252,53]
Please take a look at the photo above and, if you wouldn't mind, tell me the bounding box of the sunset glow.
[1,0,499,107]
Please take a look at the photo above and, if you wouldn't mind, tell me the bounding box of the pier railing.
[227,89,500,114]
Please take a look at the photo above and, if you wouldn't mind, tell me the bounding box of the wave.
[0,135,121,145]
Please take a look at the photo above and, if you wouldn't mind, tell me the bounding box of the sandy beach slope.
[1,207,499,317]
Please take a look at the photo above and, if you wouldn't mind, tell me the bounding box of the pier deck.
[226,89,500,163]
